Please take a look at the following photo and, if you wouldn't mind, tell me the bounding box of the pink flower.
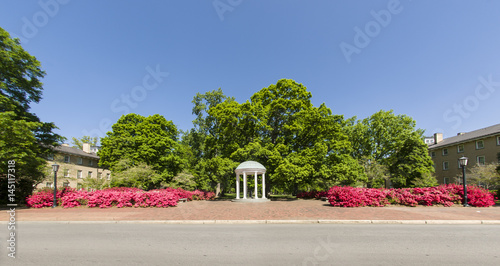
[26,187,216,208]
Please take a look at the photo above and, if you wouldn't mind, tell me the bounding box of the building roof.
[52,145,100,159]
[235,161,266,173]
[428,123,500,149]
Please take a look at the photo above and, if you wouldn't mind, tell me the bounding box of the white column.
[236,174,240,199]
[254,171,258,199]
[243,172,247,199]
[262,173,266,199]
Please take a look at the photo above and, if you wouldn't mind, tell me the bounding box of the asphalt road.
[2,223,500,265]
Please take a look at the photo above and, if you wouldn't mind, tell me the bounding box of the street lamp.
[52,163,59,208]
[458,156,469,207]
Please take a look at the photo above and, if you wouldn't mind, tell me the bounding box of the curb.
[4,220,500,225]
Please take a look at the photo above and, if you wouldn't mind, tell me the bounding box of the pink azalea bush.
[26,187,216,208]
[327,186,389,207]
[323,184,496,207]
[25,187,75,208]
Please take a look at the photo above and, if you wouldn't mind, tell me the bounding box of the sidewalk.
[2,199,500,224]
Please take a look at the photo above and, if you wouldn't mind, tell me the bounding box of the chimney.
[457,132,465,136]
[82,143,91,153]
[62,143,70,147]
[434,133,443,144]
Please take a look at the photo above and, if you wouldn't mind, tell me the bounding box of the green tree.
[71,136,99,149]
[0,112,49,203]
[347,110,423,163]
[388,134,437,188]
[213,79,366,194]
[109,159,163,190]
[197,156,239,195]
[359,156,389,188]
[0,27,63,149]
[82,176,109,191]
[167,171,197,191]
[0,27,64,203]
[346,110,433,188]
[185,88,236,194]
[99,114,182,188]
[467,163,500,190]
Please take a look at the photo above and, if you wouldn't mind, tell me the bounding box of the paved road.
[2,223,500,265]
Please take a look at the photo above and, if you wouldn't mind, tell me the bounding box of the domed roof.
[235,161,266,173]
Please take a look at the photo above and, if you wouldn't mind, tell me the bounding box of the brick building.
[39,143,111,190]
[428,123,500,184]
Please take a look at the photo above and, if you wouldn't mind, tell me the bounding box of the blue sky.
[1,0,499,143]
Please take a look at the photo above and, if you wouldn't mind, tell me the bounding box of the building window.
[443,161,449,170]
[442,149,448,156]
[77,157,83,165]
[430,151,436,157]
[77,183,83,190]
[89,160,94,166]
[497,136,500,145]
[106,173,111,180]
[63,181,69,188]
[457,145,464,153]
[444,177,450,184]
[63,169,70,177]
[64,155,70,163]
[47,154,54,160]
[77,170,82,179]
[476,156,485,166]
[46,182,53,188]
[97,172,102,179]
[88,171,92,178]
[476,140,484,149]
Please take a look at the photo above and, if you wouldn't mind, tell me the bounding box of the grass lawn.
[269,194,297,199]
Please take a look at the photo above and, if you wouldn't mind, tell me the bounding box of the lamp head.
[459,156,468,167]
[52,163,59,172]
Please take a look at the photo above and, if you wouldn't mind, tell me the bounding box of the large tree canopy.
[467,162,500,190]
[192,79,366,194]
[0,27,63,203]
[0,112,48,203]
[245,79,365,191]
[181,88,237,193]
[346,110,437,187]
[0,27,63,148]
[389,133,437,188]
[99,113,182,188]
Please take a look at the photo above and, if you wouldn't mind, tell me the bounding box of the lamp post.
[52,163,59,208]
[458,156,469,207]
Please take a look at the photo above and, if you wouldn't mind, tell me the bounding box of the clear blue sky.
[2,0,499,143]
